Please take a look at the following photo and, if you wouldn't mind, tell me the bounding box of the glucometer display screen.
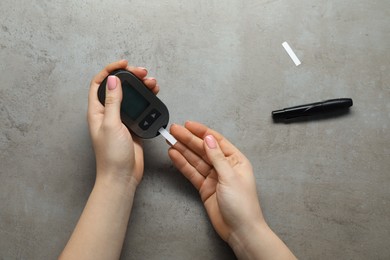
[121,81,150,120]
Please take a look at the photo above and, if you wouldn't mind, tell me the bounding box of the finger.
[168,148,205,190]
[103,76,122,126]
[126,66,148,80]
[142,77,160,95]
[88,60,128,126]
[151,84,160,95]
[173,142,213,177]
[170,124,208,162]
[203,135,235,182]
[185,121,240,157]
[91,59,129,86]
[126,67,159,95]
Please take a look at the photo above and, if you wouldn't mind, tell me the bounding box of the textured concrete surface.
[1,0,389,259]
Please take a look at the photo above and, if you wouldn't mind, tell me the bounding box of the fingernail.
[138,67,148,73]
[107,76,117,90]
[205,135,217,149]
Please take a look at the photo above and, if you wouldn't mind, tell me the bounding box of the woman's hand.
[168,121,296,260]
[88,60,159,186]
[168,121,264,241]
[60,60,161,260]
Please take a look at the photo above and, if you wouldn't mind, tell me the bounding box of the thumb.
[103,75,123,126]
[204,135,234,181]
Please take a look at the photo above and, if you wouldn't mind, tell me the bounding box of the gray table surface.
[1,0,389,259]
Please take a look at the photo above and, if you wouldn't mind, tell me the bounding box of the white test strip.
[282,41,301,66]
[158,127,177,146]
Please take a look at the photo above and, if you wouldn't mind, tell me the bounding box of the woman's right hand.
[168,121,264,240]
[168,121,296,259]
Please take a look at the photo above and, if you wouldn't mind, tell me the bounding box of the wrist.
[228,220,296,260]
[228,219,270,258]
[95,170,138,198]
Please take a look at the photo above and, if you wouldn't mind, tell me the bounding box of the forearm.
[228,222,297,260]
[60,174,137,260]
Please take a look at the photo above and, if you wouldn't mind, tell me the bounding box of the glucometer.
[97,70,172,140]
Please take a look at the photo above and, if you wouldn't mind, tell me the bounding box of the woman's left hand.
[87,60,159,186]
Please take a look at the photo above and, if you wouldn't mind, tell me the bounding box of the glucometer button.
[139,119,151,130]
[139,109,161,130]
[148,109,161,121]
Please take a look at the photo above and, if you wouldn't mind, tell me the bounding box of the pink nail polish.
[205,135,217,149]
[107,76,117,90]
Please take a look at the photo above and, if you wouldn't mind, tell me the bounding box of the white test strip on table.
[282,41,301,66]
[158,127,177,146]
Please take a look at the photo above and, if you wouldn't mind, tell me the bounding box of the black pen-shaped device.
[272,98,353,120]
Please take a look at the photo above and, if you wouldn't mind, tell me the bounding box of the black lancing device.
[272,98,353,121]
[97,70,169,139]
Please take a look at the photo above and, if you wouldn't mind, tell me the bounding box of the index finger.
[184,121,241,157]
[91,60,129,86]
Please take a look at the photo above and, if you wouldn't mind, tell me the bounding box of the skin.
[59,60,159,259]
[60,60,296,260]
[169,122,297,260]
